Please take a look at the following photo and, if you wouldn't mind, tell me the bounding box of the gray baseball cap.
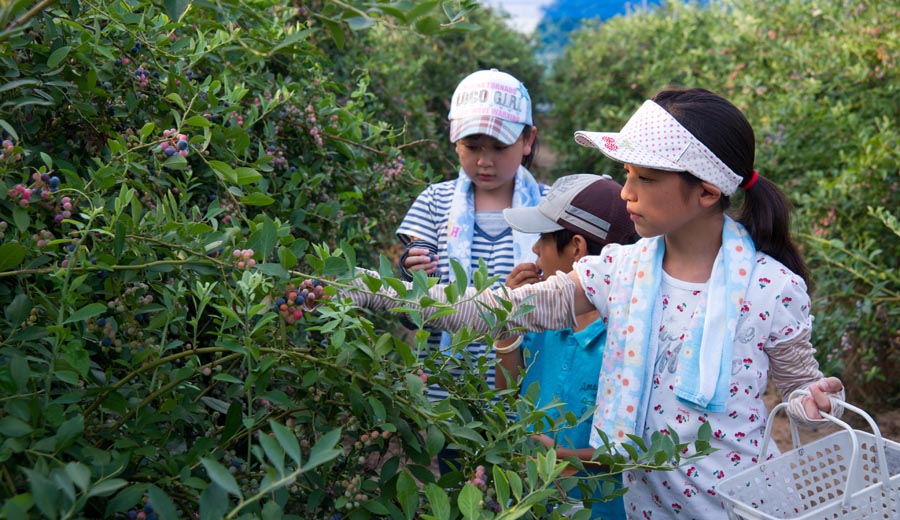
[503,174,635,246]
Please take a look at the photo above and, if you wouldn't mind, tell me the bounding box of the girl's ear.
[522,126,537,156]
[698,181,723,208]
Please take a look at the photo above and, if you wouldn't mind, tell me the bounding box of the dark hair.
[549,227,639,256]
[521,126,538,170]
[652,87,810,287]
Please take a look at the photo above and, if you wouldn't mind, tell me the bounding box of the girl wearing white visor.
[343,87,845,518]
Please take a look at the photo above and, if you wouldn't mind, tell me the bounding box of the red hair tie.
[742,170,759,190]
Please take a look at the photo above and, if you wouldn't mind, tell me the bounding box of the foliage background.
[0,0,897,518]
[543,0,900,409]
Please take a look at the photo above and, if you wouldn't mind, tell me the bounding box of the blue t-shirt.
[519,320,625,520]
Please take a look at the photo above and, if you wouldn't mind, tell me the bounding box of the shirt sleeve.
[396,184,441,246]
[761,268,845,425]
[572,243,624,318]
[346,268,578,336]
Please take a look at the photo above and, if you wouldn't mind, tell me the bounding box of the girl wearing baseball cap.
[394,69,549,472]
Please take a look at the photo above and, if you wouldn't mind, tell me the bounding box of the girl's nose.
[621,177,635,202]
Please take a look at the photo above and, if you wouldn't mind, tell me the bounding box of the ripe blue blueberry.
[177,140,188,150]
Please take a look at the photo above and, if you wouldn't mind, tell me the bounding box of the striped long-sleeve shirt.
[395,179,549,400]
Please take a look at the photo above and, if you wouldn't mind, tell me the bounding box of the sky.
[481,0,554,34]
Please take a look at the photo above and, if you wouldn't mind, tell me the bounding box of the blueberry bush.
[0,1,708,519]
[543,0,900,410]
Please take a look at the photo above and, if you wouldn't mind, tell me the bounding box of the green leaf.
[321,18,345,49]
[271,420,302,465]
[258,432,285,476]
[163,0,191,22]
[146,485,179,520]
[0,242,26,271]
[47,46,71,68]
[208,160,236,183]
[199,482,229,520]
[87,478,128,497]
[104,483,149,517]
[4,292,31,325]
[64,303,107,324]
[493,465,509,511]
[425,483,450,520]
[278,247,297,270]
[457,483,482,520]
[0,416,32,437]
[241,193,274,206]
[200,458,242,498]
[425,424,445,457]
[0,119,19,140]
[345,16,374,31]
[396,471,418,520]
[140,122,156,140]
[234,167,262,185]
[165,93,185,110]
[303,428,342,471]
[184,115,212,127]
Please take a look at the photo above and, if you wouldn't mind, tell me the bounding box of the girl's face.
[455,130,535,192]
[532,233,578,276]
[620,164,705,238]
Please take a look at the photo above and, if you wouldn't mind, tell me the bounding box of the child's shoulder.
[416,179,457,198]
[748,251,809,295]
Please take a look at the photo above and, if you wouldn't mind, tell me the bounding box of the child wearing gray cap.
[496,174,637,519]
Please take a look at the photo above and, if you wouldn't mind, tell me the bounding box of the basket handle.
[757,390,895,506]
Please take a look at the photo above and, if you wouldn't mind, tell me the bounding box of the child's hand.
[802,377,844,419]
[403,247,438,275]
[505,262,542,289]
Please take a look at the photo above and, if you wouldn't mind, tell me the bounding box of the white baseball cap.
[448,69,533,145]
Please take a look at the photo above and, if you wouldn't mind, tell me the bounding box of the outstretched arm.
[345,268,583,338]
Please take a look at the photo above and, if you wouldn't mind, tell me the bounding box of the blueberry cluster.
[274,279,325,325]
[232,248,256,269]
[157,129,190,158]
[376,156,406,185]
[123,498,157,520]
[134,66,151,88]
[0,138,21,162]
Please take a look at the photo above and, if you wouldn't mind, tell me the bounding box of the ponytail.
[737,175,810,288]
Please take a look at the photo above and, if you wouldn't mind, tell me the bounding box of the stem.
[7,0,58,29]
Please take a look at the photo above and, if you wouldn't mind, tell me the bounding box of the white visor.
[574,100,744,195]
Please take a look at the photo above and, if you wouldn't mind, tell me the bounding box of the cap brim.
[502,207,563,234]
[451,117,525,145]
[574,131,684,172]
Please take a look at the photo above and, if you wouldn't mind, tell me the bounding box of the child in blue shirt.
[495,174,638,520]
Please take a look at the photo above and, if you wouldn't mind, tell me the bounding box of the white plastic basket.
[718,395,900,519]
